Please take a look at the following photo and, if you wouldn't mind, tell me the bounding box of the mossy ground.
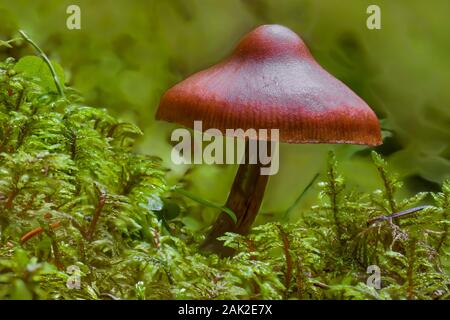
[0,53,449,300]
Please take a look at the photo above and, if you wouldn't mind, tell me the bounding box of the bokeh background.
[1,0,449,228]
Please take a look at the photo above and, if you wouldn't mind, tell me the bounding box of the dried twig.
[21,221,61,243]
[87,189,107,241]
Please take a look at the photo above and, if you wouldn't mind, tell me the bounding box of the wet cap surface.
[156,24,382,145]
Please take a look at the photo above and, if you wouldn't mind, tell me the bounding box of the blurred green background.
[1,0,449,227]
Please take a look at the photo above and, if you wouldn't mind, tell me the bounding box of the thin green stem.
[19,30,65,98]
[283,173,319,220]
[174,188,237,224]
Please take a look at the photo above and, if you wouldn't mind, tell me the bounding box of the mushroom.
[156,24,382,256]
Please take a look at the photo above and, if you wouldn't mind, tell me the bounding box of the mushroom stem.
[201,140,269,256]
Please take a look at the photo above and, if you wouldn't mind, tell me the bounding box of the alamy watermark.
[66,5,81,30]
[366,265,381,289]
[170,121,279,175]
[367,5,381,30]
[66,265,81,289]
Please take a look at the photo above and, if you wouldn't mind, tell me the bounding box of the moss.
[0,50,449,299]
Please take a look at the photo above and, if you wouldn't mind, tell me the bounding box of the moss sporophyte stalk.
[0,32,449,300]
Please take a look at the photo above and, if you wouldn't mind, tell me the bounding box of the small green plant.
[0,36,168,299]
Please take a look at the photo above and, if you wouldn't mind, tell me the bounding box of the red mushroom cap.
[156,24,382,145]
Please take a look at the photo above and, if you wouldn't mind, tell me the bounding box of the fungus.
[156,24,381,255]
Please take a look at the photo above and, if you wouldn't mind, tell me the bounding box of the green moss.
[0,51,449,299]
